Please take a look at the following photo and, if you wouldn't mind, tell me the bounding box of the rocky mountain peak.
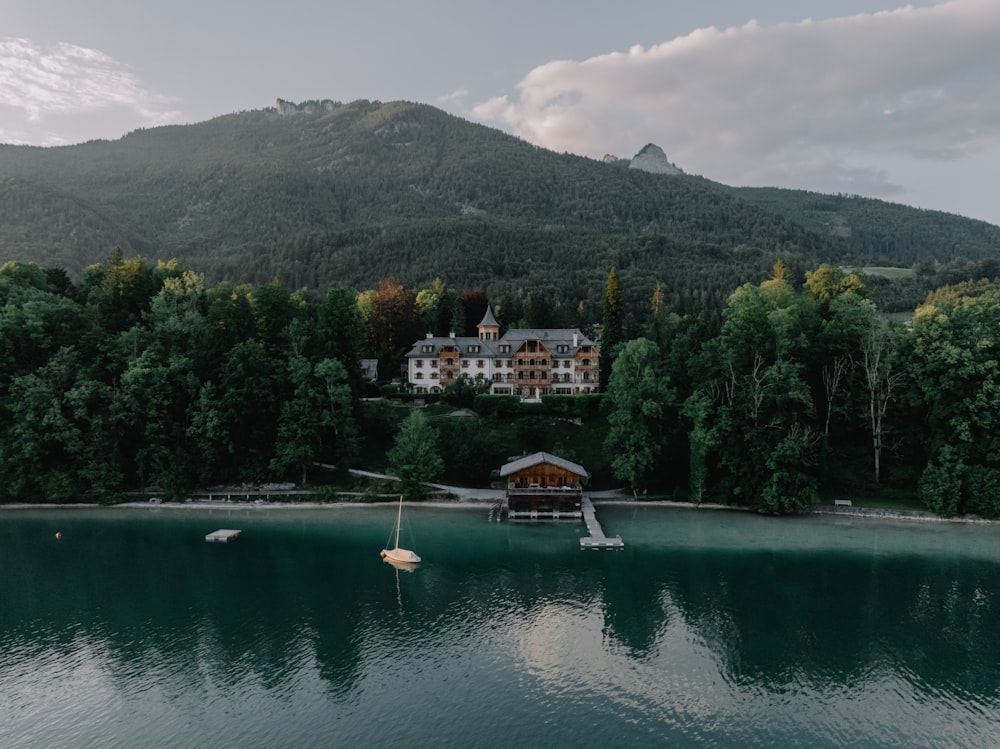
[275,98,342,115]
[629,144,682,175]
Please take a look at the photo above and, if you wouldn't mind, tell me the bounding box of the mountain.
[629,144,683,175]
[730,186,1000,268]
[1,98,997,315]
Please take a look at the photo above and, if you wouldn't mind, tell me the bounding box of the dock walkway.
[579,496,624,549]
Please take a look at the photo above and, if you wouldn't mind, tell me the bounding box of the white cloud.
[437,88,470,108]
[0,37,180,143]
[468,1,1000,200]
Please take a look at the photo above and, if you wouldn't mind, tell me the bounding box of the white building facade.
[404,306,599,397]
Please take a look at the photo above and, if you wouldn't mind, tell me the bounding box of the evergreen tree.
[600,267,623,389]
[387,410,444,500]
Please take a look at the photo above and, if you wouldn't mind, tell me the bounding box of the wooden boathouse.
[501,452,589,520]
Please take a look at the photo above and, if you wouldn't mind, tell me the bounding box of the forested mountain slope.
[1,99,996,316]
[731,186,1000,267]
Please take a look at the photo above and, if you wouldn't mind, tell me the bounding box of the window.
[446,358,454,366]
[415,360,423,368]
[557,344,568,353]
[421,344,433,353]
[415,372,424,380]
[461,360,469,368]
[582,359,591,366]
[431,360,438,368]
[468,344,480,353]
[431,372,439,379]
[563,360,570,368]
[499,344,510,353]
[477,360,484,368]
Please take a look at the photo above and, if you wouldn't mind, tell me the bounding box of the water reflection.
[2,507,1000,747]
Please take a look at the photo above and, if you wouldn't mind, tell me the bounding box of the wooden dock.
[579,496,624,549]
[205,529,242,543]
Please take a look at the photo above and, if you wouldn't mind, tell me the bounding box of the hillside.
[1,99,997,315]
[731,186,1000,267]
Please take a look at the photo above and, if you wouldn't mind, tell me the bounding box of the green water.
[2,504,1000,748]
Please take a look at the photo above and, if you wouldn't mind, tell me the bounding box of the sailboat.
[381,495,421,564]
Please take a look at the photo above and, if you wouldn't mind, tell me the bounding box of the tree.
[120,350,200,497]
[313,357,359,470]
[860,315,902,484]
[416,277,456,336]
[908,280,1000,512]
[685,276,818,511]
[313,287,365,396]
[270,356,323,484]
[603,338,674,495]
[804,264,865,305]
[600,267,624,389]
[458,289,489,336]
[362,278,422,380]
[387,410,444,500]
[218,340,283,480]
[252,278,299,353]
[85,250,159,333]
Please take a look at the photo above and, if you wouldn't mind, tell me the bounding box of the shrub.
[918,448,964,517]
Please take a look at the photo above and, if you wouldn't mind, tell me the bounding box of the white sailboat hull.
[381,547,421,564]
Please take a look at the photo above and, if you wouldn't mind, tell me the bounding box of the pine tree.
[600,267,623,389]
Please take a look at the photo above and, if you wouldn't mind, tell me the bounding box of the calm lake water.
[2,503,1000,748]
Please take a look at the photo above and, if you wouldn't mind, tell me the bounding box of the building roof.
[478,305,500,328]
[360,358,379,381]
[405,328,596,359]
[500,451,590,478]
[405,335,500,358]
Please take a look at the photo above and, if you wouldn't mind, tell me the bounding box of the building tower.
[477,304,500,341]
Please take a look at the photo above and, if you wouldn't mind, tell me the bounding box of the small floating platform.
[580,496,624,549]
[205,529,242,543]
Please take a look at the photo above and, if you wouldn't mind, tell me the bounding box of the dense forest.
[2,99,999,322]
[3,253,1000,519]
[3,98,1000,513]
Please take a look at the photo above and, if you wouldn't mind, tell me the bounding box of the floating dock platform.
[205,529,242,543]
[580,496,624,549]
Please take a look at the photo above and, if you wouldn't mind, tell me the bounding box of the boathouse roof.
[499,451,590,478]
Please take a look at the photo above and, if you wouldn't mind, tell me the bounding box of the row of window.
[418,342,595,356]
[412,371,593,382]
[412,358,593,369]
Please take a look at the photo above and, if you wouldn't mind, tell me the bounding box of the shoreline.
[2,496,997,526]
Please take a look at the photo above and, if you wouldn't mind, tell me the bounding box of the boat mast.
[395,496,403,549]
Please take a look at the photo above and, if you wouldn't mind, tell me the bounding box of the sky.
[2,0,999,226]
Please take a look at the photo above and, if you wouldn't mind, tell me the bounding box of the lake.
[2,503,999,748]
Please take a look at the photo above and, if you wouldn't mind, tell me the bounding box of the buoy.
[55,532,62,540]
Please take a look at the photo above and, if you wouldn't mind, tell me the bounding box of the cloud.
[0,37,180,143]
[437,88,470,108]
[468,1,1000,199]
